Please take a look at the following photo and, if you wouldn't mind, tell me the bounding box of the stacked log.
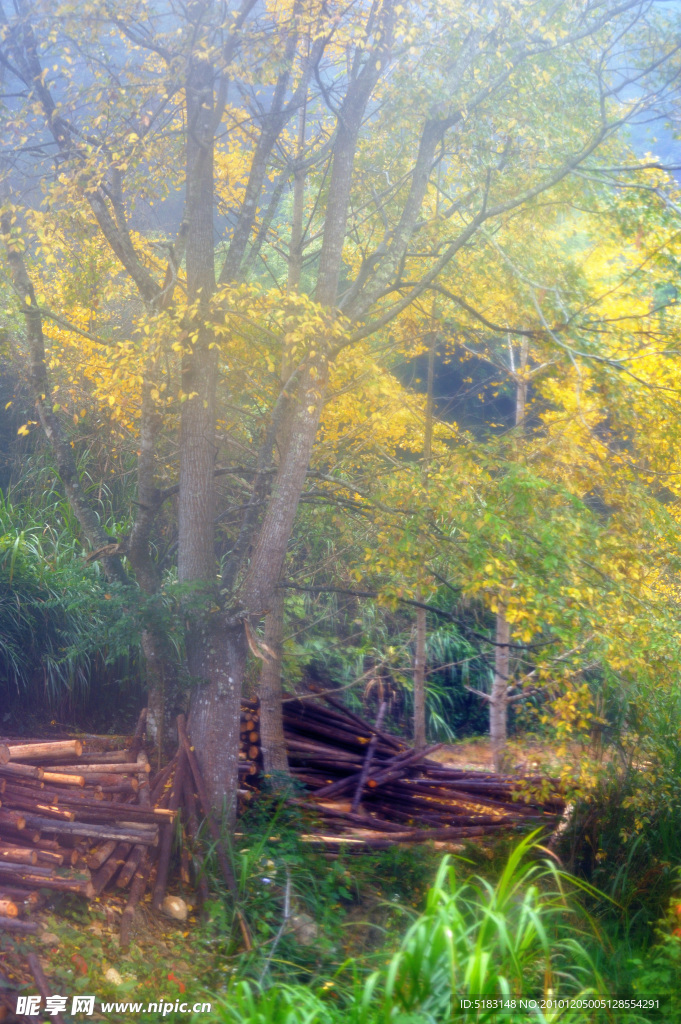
[0,711,179,946]
[271,697,564,848]
[239,699,261,769]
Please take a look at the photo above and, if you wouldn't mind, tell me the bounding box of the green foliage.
[0,491,141,728]
[206,833,613,1024]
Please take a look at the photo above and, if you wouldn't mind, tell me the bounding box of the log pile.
[276,696,565,849]
[0,712,181,949]
[0,695,564,966]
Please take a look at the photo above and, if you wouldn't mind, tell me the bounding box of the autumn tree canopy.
[1,0,681,806]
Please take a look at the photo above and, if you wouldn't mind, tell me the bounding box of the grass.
[3,806,680,1024]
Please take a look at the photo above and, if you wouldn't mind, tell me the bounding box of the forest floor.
[432,736,568,773]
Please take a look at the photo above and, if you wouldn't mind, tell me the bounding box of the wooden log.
[0,844,37,867]
[117,845,145,889]
[2,782,46,802]
[27,954,66,1024]
[99,780,139,796]
[0,861,55,879]
[0,810,26,830]
[315,693,405,751]
[0,746,8,767]
[2,798,75,821]
[247,745,259,760]
[152,749,186,910]
[0,916,39,934]
[20,817,158,846]
[119,851,151,950]
[34,849,65,867]
[91,843,132,894]
[69,801,176,824]
[41,772,84,787]
[87,840,118,870]
[0,899,19,917]
[181,774,210,906]
[8,740,82,762]
[351,702,386,813]
[312,745,441,800]
[0,763,44,780]
[149,759,175,805]
[46,763,150,775]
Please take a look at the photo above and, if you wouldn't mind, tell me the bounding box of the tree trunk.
[180,49,243,816]
[413,608,427,747]
[258,587,289,782]
[491,609,510,772]
[412,326,435,748]
[489,339,528,768]
[188,619,246,824]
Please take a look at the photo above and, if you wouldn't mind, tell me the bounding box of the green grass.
[197,818,681,1024]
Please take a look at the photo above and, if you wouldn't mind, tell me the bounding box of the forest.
[1,0,681,1021]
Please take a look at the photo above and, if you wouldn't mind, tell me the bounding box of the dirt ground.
[430,737,569,773]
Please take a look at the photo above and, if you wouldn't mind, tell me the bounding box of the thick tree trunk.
[179,49,244,815]
[258,587,289,782]
[187,618,245,825]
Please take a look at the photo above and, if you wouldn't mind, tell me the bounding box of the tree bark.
[413,326,436,747]
[491,609,510,772]
[187,619,245,823]
[413,608,427,748]
[258,587,289,782]
[489,339,528,768]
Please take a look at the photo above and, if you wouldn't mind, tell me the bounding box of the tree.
[1,0,678,812]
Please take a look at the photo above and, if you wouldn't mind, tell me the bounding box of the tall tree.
[1,0,678,814]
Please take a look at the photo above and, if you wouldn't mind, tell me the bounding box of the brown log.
[0,915,39,935]
[0,746,8,767]
[91,842,132,894]
[0,884,41,904]
[312,746,441,800]
[27,954,66,1024]
[69,801,176,824]
[2,797,75,821]
[315,693,405,751]
[248,731,259,744]
[151,750,186,910]
[149,759,175,805]
[0,763,44,780]
[41,772,84,787]
[8,740,82,762]
[116,845,145,889]
[0,899,18,917]
[0,844,37,866]
[0,861,54,879]
[34,849,65,867]
[46,763,150,775]
[351,701,386,814]
[119,851,151,950]
[181,774,210,906]
[2,782,46,802]
[0,810,25,830]
[86,840,118,870]
[248,745,259,760]
[20,817,158,846]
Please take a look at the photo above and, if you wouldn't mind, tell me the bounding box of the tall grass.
[209,833,613,1024]
[0,492,140,725]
